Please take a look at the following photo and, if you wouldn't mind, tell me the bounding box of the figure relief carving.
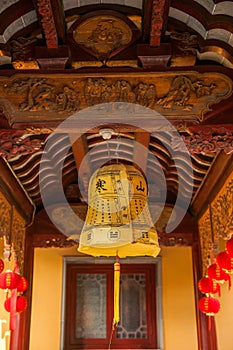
[73,16,132,61]
[84,78,157,108]
[4,79,80,113]
[157,75,216,110]
[1,72,231,122]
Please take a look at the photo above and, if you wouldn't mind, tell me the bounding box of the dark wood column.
[10,229,35,350]
[192,241,218,350]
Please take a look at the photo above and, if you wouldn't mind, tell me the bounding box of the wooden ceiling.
[0,0,232,238]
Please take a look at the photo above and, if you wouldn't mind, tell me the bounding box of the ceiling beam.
[0,157,35,225]
[133,131,150,174]
[69,134,92,197]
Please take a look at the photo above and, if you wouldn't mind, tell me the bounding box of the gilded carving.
[211,175,233,240]
[4,78,80,113]
[1,71,232,123]
[11,208,26,274]
[198,209,215,275]
[198,172,233,274]
[0,192,11,239]
[73,16,132,61]
[157,75,216,110]
[0,192,26,272]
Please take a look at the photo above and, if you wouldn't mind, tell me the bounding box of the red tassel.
[10,288,17,331]
[208,316,212,331]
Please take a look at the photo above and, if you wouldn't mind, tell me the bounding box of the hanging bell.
[78,163,160,258]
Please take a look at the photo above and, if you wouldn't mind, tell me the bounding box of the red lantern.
[198,277,220,295]
[0,271,21,290]
[198,296,220,316]
[16,296,27,312]
[226,237,233,257]
[0,259,4,273]
[17,276,28,293]
[207,263,231,284]
[216,251,233,274]
[4,296,27,313]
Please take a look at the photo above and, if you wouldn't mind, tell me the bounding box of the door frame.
[60,256,163,350]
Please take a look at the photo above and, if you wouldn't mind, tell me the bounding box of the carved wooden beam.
[34,0,69,68]
[133,131,150,173]
[150,0,166,47]
[191,151,233,217]
[69,134,92,198]
[1,71,232,127]
[0,157,35,225]
[35,0,58,48]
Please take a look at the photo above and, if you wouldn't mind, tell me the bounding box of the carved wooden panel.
[73,15,133,61]
[211,173,233,241]
[0,130,43,159]
[11,207,26,274]
[198,172,233,275]
[198,209,214,275]
[0,72,231,126]
[0,191,11,239]
[0,190,26,273]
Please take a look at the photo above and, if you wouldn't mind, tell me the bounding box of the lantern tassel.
[9,289,17,331]
[208,316,211,331]
[113,257,120,326]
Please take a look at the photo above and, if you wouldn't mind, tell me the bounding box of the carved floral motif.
[211,176,233,240]
[198,172,233,274]
[198,209,214,275]
[150,0,165,47]
[36,0,58,48]
[0,192,11,239]
[172,131,233,154]
[0,130,43,159]
[11,208,26,274]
